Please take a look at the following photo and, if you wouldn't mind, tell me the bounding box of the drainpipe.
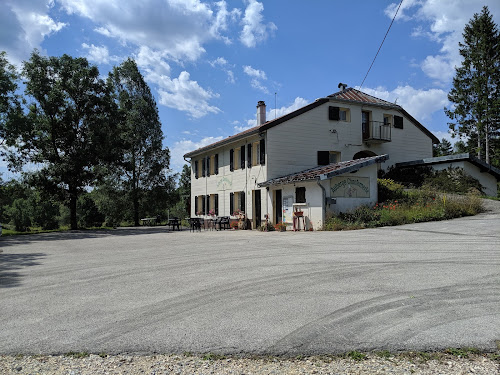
[317,179,326,228]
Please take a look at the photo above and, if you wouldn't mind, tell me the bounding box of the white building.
[183,85,440,230]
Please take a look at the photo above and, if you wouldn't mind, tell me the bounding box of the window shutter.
[201,158,206,177]
[206,157,210,177]
[215,194,219,216]
[214,154,219,175]
[194,196,198,214]
[394,115,403,129]
[317,151,329,165]
[240,191,245,212]
[201,195,206,215]
[329,106,340,121]
[247,144,252,168]
[230,149,234,171]
[240,147,245,169]
[206,195,210,213]
[230,192,234,214]
[194,160,199,179]
[259,139,265,165]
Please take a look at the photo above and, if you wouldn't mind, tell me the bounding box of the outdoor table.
[189,218,202,232]
[167,218,180,231]
[140,217,156,226]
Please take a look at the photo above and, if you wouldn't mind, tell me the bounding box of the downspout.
[317,179,326,228]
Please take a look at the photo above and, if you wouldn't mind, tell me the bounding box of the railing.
[364,121,391,142]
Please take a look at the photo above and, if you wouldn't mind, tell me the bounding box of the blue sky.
[1,0,499,177]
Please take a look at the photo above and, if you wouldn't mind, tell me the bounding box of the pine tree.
[445,6,500,165]
[433,138,453,157]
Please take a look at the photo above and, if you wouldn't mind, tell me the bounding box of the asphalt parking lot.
[1,202,499,355]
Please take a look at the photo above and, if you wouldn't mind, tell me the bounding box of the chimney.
[338,82,347,91]
[257,101,266,125]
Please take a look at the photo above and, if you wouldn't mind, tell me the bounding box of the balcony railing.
[363,121,391,143]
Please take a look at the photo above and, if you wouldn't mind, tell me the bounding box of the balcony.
[363,121,391,143]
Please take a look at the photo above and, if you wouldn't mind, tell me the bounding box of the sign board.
[330,176,370,198]
[217,176,232,191]
[282,195,293,223]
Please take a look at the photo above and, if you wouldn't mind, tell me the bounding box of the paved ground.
[1,202,499,356]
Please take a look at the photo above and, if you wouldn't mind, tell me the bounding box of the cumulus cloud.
[59,0,248,62]
[241,97,309,130]
[170,136,224,171]
[360,85,449,122]
[135,46,171,76]
[240,0,277,47]
[81,43,119,65]
[243,65,268,93]
[0,0,66,65]
[385,0,500,84]
[153,71,221,119]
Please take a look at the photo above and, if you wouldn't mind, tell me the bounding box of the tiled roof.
[328,87,400,108]
[258,155,389,187]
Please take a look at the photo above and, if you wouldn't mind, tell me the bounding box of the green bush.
[6,199,31,232]
[422,167,484,195]
[78,194,104,228]
[378,179,405,202]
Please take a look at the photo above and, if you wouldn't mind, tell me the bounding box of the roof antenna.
[274,92,277,119]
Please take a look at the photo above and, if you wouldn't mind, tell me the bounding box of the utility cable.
[360,0,404,89]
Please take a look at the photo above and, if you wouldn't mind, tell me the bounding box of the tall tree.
[445,6,500,165]
[108,58,170,226]
[0,51,22,145]
[3,51,119,230]
[433,138,453,157]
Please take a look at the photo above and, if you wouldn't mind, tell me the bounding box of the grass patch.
[346,350,367,361]
[323,188,484,231]
[445,347,481,358]
[375,350,392,359]
[64,351,90,358]
[202,353,226,361]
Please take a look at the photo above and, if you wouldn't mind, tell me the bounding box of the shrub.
[378,179,405,202]
[6,199,31,232]
[258,221,275,231]
[78,194,104,228]
[422,167,484,195]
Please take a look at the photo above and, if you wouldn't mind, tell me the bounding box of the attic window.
[329,106,349,121]
[394,115,403,129]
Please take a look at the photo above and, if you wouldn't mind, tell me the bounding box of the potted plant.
[274,222,286,232]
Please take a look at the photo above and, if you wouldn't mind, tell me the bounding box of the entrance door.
[362,111,370,140]
[254,190,261,228]
[275,189,282,224]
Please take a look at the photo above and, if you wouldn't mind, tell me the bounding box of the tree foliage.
[3,51,119,229]
[445,6,500,165]
[108,58,170,226]
[433,138,453,157]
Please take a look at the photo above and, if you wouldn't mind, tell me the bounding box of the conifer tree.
[445,6,500,165]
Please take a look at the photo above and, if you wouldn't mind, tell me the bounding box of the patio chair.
[189,218,201,232]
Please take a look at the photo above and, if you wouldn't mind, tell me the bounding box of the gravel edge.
[1,352,499,375]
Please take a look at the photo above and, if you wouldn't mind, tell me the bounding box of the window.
[206,157,210,177]
[329,106,350,121]
[230,149,234,171]
[296,187,306,203]
[201,158,206,177]
[214,154,219,175]
[339,108,350,121]
[240,146,245,169]
[259,139,265,165]
[394,115,403,129]
[318,151,340,165]
[239,191,245,212]
[234,147,240,170]
[194,160,199,179]
[383,114,392,126]
[252,142,260,166]
[247,144,252,168]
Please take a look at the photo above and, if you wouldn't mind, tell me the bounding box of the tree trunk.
[485,123,490,164]
[133,169,139,227]
[69,185,78,230]
[477,129,482,160]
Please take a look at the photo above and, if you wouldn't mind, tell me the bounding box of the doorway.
[275,189,282,224]
[253,190,261,228]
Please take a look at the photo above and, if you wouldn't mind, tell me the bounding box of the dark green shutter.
[329,106,340,121]
[206,157,210,177]
[394,116,403,129]
[194,160,198,179]
[240,191,245,212]
[201,195,206,215]
[247,144,252,168]
[194,196,198,215]
[214,154,219,175]
[215,194,219,216]
[230,192,234,214]
[201,157,206,177]
[230,149,234,171]
[259,139,265,165]
[240,147,245,169]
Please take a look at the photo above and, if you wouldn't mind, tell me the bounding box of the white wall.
[266,101,433,179]
[430,161,498,197]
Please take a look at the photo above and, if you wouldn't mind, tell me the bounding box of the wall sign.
[217,176,232,191]
[282,195,293,223]
[330,176,370,198]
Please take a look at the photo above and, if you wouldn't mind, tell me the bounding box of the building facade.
[184,85,439,229]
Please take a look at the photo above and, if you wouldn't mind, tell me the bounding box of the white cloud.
[135,46,171,76]
[81,43,119,65]
[385,0,500,84]
[242,97,309,130]
[0,0,66,65]
[243,65,268,93]
[170,136,223,172]
[210,56,235,83]
[155,71,221,119]
[59,0,246,62]
[360,85,449,122]
[240,0,277,48]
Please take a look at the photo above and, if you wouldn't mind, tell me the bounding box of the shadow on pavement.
[0,252,46,288]
[0,226,186,248]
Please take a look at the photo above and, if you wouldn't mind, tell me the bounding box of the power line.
[359,0,404,89]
